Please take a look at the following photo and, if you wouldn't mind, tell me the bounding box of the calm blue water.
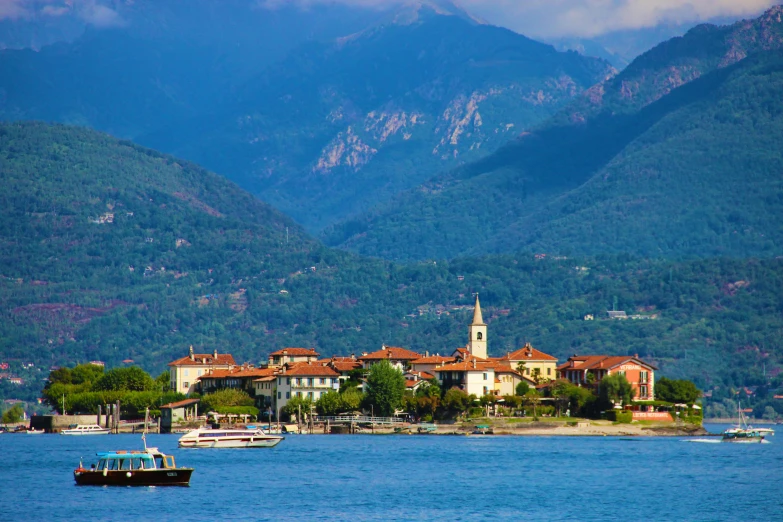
[1,425,781,521]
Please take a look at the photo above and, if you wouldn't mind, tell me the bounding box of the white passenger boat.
[178,427,284,448]
[61,424,111,435]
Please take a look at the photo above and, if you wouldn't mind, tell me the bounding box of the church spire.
[472,294,485,325]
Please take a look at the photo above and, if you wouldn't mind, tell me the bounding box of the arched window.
[477,332,483,340]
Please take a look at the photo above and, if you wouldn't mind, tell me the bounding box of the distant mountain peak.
[389,0,486,27]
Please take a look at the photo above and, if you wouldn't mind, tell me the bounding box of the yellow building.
[495,343,558,383]
[167,346,236,395]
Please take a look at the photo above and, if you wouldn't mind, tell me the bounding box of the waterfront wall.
[30,414,101,433]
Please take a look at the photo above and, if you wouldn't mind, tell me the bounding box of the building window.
[640,385,648,398]
[308,392,313,399]
[547,368,551,376]
[184,369,189,377]
[308,378,314,386]
[320,378,326,385]
[332,378,339,385]
[477,332,483,340]
[183,382,189,389]
[289,356,295,363]
[483,386,488,395]
[278,391,281,399]
[483,373,487,381]
[277,377,281,385]
[296,378,301,386]
[640,371,648,383]
[287,377,290,385]
[286,392,290,399]
[296,392,302,398]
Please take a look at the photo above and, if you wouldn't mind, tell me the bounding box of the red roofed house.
[495,343,558,383]
[275,363,341,412]
[433,359,495,397]
[268,348,320,367]
[410,354,457,375]
[557,355,657,401]
[168,346,236,395]
[359,345,423,372]
[197,365,278,408]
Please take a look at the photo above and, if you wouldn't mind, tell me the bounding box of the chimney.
[634,354,639,359]
[189,345,194,361]
[213,348,218,359]
[351,353,356,360]
[382,344,387,350]
[425,351,429,357]
[472,359,477,369]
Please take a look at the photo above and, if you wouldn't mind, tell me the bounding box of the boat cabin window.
[108,459,119,470]
[97,459,107,470]
[165,456,175,468]
[120,459,131,470]
[155,456,165,469]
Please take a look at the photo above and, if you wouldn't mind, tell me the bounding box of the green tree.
[70,364,105,386]
[155,370,171,392]
[315,390,342,416]
[442,388,470,413]
[598,374,634,409]
[656,378,701,403]
[516,381,530,397]
[340,387,363,412]
[2,404,24,424]
[364,360,406,417]
[283,396,314,420]
[200,389,255,413]
[93,367,155,392]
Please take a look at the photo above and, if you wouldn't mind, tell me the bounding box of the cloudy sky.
[0,0,777,37]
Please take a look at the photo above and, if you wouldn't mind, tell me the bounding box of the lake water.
[2,424,781,521]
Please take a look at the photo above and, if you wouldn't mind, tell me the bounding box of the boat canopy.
[96,451,155,461]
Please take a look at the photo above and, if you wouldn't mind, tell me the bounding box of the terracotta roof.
[253,376,277,382]
[269,347,320,357]
[359,346,423,361]
[168,353,236,367]
[557,355,658,372]
[281,364,340,377]
[411,356,456,365]
[501,344,558,362]
[161,398,200,409]
[317,356,357,365]
[330,361,363,372]
[198,367,276,380]
[406,371,435,381]
[433,361,495,373]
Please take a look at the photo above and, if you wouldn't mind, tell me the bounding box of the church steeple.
[467,294,487,359]
[471,294,485,325]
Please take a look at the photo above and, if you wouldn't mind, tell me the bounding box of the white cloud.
[0,0,125,27]
[256,0,779,37]
[1,0,777,36]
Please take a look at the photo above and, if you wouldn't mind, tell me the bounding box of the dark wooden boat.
[74,447,193,486]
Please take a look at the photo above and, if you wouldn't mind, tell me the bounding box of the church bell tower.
[467,294,487,359]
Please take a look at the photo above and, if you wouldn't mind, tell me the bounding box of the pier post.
[115,400,121,433]
[97,404,102,427]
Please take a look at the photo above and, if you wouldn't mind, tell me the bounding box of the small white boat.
[178,427,284,448]
[722,404,774,443]
[61,424,111,436]
[26,428,45,434]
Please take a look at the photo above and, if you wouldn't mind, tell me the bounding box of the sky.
[0,0,778,37]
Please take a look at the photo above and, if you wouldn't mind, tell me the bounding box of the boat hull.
[179,436,283,448]
[74,469,193,486]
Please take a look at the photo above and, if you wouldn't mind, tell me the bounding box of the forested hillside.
[325,9,783,261]
[1,123,782,402]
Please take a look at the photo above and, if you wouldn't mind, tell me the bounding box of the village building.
[557,355,657,401]
[433,359,495,397]
[196,365,277,407]
[409,355,456,375]
[275,364,341,412]
[494,343,558,383]
[268,348,320,367]
[491,363,534,396]
[160,398,200,433]
[168,346,236,395]
[359,346,423,372]
[322,356,363,386]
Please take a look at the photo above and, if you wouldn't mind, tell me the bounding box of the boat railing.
[315,415,406,425]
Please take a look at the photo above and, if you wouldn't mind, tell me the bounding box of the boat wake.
[683,439,721,443]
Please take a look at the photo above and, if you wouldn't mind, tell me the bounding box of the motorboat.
[61,424,111,435]
[26,428,45,434]
[74,447,193,486]
[722,404,774,443]
[73,409,193,486]
[178,427,284,448]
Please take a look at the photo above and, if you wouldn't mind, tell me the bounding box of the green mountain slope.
[140,3,612,231]
[1,123,783,401]
[325,9,783,260]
